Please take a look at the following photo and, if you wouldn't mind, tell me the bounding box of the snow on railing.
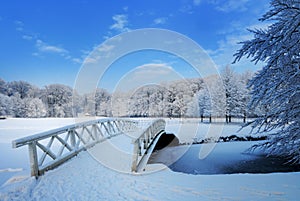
[131,119,166,172]
[12,118,138,177]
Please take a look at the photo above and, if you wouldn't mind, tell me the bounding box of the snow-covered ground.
[0,118,299,200]
[0,117,103,186]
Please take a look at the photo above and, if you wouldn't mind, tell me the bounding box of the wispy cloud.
[207,24,266,71]
[209,0,250,12]
[110,14,130,32]
[14,20,24,31]
[123,6,128,12]
[115,63,183,91]
[22,35,33,41]
[136,63,173,73]
[97,44,115,52]
[72,58,82,64]
[36,39,68,54]
[33,39,84,64]
[154,17,167,25]
[179,5,194,14]
[13,20,81,64]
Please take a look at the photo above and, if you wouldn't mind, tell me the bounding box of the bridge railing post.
[28,141,39,178]
[131,119,166,172]
[131,141,139,172]
[12,118,139,178]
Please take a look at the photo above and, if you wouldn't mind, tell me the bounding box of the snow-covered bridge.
[12,118,166,177]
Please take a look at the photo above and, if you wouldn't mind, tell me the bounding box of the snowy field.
[0,118,299,200]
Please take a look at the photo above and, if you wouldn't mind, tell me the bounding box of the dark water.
[149,142,300,175]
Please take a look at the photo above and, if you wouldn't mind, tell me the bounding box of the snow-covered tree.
[148,86,166,117]
[203,75,226,117]
[111,92,129,117]
[72,91,83,117]
[0,78,6,95]
[95,88,111,116]
[7,81,34,99]
[222,66,240,122]
[0,94,12,116]
[128,86,153,117]
[197,88,211,119]
[239,71,253,119]
[164,87,177,117]
[42,84,73,117]
[186,94,201,118]
[233,0,300,163]
[165,80,199,117]
[23,98,47,118]
[11,94,26,117]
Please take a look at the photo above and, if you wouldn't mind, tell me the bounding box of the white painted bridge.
[12,118,166,177]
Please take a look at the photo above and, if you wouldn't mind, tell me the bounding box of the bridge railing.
[12,118,138,177]
[131,119,166,172]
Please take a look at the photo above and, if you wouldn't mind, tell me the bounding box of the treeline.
[0,66,265,118]
[126,66,263,119]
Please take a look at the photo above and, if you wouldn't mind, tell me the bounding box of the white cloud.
[136,63,172,73]
[115,63,183,92]
[36,39,68,54]
[123,6,128,12]
[110,14,130,32]
[154,17,167,25]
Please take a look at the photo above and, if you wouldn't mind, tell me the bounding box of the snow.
[88,131,141,173]
[0,118,299,200]
[1,151,299,201]
[0,117,104,186]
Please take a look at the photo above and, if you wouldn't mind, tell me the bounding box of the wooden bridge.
[12,118,166,177]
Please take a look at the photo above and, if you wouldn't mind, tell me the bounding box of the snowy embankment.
[0,118,299,200]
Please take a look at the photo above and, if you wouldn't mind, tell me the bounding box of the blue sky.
[0,0,270,91]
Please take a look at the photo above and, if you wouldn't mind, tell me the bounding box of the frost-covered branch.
[233,0,300,163]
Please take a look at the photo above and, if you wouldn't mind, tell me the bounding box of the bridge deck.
[88,130,141,173]
[12,118,165,176]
